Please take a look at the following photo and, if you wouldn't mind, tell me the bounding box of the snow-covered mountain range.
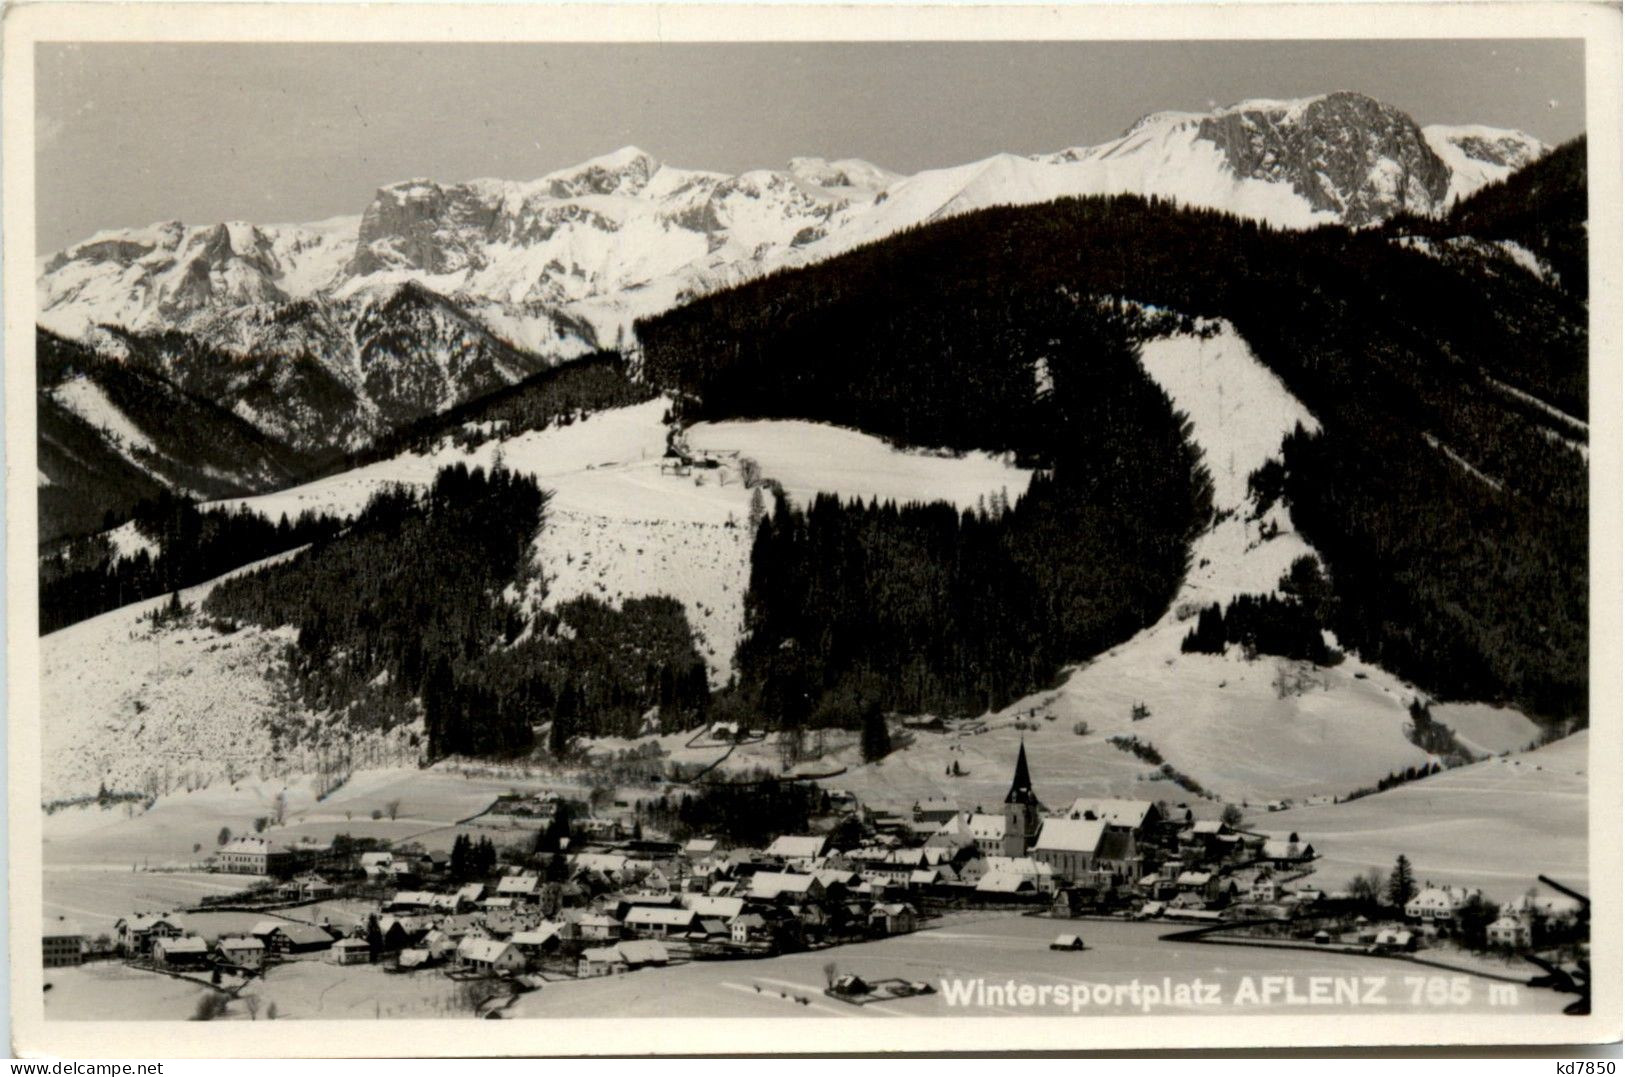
[34,90,1545,467]
[40,92,1542,348]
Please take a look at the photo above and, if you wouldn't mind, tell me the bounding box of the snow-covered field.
[1271,733,1589,896]
[43,963,222,1022]
[509,913,1566,1020]
[687,419,1032,511]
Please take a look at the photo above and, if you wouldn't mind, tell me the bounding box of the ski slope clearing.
[1271,733,1589,896]
[686,419,1033,511]
[797,322,1531,807]
[987,325,1433,802]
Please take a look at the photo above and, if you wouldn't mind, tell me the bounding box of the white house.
[456,937,526,975]
[1406,886,1481,922]
[216,936,266,970]
[1487,915,1532,949]
[328,938,372,965]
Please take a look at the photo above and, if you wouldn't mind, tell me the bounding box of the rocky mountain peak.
[1196,91,1452,224]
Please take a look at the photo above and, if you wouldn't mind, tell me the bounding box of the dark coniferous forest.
[641,143,1588,725]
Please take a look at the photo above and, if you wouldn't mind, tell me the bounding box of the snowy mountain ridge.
[39,92,1544,358]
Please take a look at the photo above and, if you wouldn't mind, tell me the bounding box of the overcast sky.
[36,39,1585,252]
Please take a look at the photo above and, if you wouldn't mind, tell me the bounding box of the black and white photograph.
[4,1,1619,1057]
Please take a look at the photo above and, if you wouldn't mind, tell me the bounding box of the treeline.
[40,492,343,633]
[639,187,1587,724]
[204,463,710,758]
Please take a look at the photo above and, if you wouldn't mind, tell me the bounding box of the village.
[41,744,1588,1019]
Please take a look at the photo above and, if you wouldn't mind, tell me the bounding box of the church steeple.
[1001,739,1040,856]
[1005,739,1037,806]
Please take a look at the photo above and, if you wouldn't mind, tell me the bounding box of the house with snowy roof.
[1406,886,1482,922]
[457,937,525,975]
[746,871,825,902]
[765,835,829,865]
[623,906,702,938]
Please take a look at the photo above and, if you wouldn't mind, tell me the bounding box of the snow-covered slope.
[211,401,1051,687]
[38,93,1544,369]
[40,551,421,802]
[805,321,1540,807]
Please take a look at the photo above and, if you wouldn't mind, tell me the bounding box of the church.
[929,741,1145,884]
[930,741,1045,858]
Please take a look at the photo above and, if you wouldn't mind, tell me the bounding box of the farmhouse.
[216,936,266,970]
[623,906,701,938]
[746,872,825,902]
[152,936,210,970]
[683,894,746,921]
[115,913,185,957]
[764,835,829,865]
[495,875,542,901]
[577,913,623,941]
[1260,837,1317,867]
[268,922,336,955]
[868,902,918,935]
[578,945,627,978]
[616,939,671,969]
[510,924,565,960]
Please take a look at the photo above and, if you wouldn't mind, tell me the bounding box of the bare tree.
[243,994,261,1021]
[385,798,403,821]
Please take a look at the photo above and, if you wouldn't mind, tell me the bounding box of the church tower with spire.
[1001,740,1043,857]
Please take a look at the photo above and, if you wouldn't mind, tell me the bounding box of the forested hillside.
[731,316,1211,725]
[37,329,316,542]
[203,464,708,759]
[1390,136,1588,300]
[641,185,1587,725]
